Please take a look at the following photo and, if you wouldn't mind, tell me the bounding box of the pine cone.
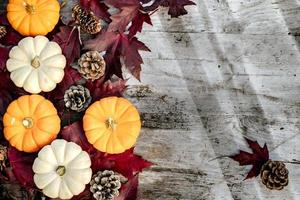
[260,160,289,190]
[78,51,106,81]
[72,5,101,34]
[90,170,122,200]
[64,85,92,112]
[0,26,6,39]
[0,145,7,171]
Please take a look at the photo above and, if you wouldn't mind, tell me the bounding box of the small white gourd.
[6,36,66,93]
[33,139,92,199]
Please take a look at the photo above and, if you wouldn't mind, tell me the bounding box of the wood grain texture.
[128,0,300,199]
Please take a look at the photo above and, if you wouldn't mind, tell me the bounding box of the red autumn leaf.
[53,26,81,65]
[61,122,152,178]
[7,147,36,188]
[0,46,10,71]
[61,121,94,153]
[46,67,82,100]
[86,77,127,101]
[128,11,152,38]
[160,0,196,18]
[115,175,138,200]
[230,138,269,180]
[0,14,23,46]
[104,0,140,33]
[80,0,111,22]
[109,148,153,178]
[84,31,150,80]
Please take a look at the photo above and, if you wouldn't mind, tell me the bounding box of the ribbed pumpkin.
[3,95,60,153]
[83,97,141,154]
[7,0,60,36]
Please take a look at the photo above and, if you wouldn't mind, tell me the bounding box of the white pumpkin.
[33,139,92,199]
[6,36,66,94]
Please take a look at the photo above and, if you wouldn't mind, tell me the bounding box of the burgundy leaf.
[115,175,138,200]
[53,26,81,65]
[161,0,196,18]
[7,147,36,188]
[46,67,82,100]
[0,14,22,46]
[60,121,94,153]
[104,0,140,33]
[84,31,150,80]
[230,138,269,180]
[86,77,127,101]
[0,46,10,71]
[128,11,152,38]
[80,0,111,22]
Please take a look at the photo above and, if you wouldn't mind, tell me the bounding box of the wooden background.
[2,0,300,199]
[127,0,300,199]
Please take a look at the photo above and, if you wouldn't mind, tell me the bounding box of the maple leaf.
[52,26,81,65]
[230,138,269,180]
[80,0,111,22]
[7,147,36,188]
[86,77,127,101]
[61,121,153,178]
[84,31,150,80]
[128,11,152,38]
[104,0,140,33]
[61,121,94,153]
[160,0,196,17]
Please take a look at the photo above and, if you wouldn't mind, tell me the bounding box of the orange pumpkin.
[7,0,60,36]
[3,95,60,152]
[83,97,141,154]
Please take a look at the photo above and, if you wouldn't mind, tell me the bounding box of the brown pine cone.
[0,26,6,39]
[260,160,288,190]
[64,85,92,112]
[90,170,122,200]
[0,145,7,171]
[72,5,101,34]
[78,51,106,81]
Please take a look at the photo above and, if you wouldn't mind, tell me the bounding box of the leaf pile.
[230,138,269,180]
[0,0,195,199]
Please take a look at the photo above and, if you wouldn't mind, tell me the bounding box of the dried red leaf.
[61,122,153,178]
[108,148,153,178]
[86,77,127,101]
[160,0,196,17]
[84,31,150,80]
[230,138,269,180]
[115,175,138,200]
[128,11,152,38]
[104,0,140,33]
[7,147,36,188]
[80,0,111,22]
[46,67,82,100]
[61,121,94,153]
[0,14,22,46]
[53,26,81,65]
[0,46,10,71]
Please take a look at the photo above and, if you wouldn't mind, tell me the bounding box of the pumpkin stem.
[31,56,40,68]
[22,117,34,129]
[25,3,36,14]
[106,117,117,130]
[56,166,66,176]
